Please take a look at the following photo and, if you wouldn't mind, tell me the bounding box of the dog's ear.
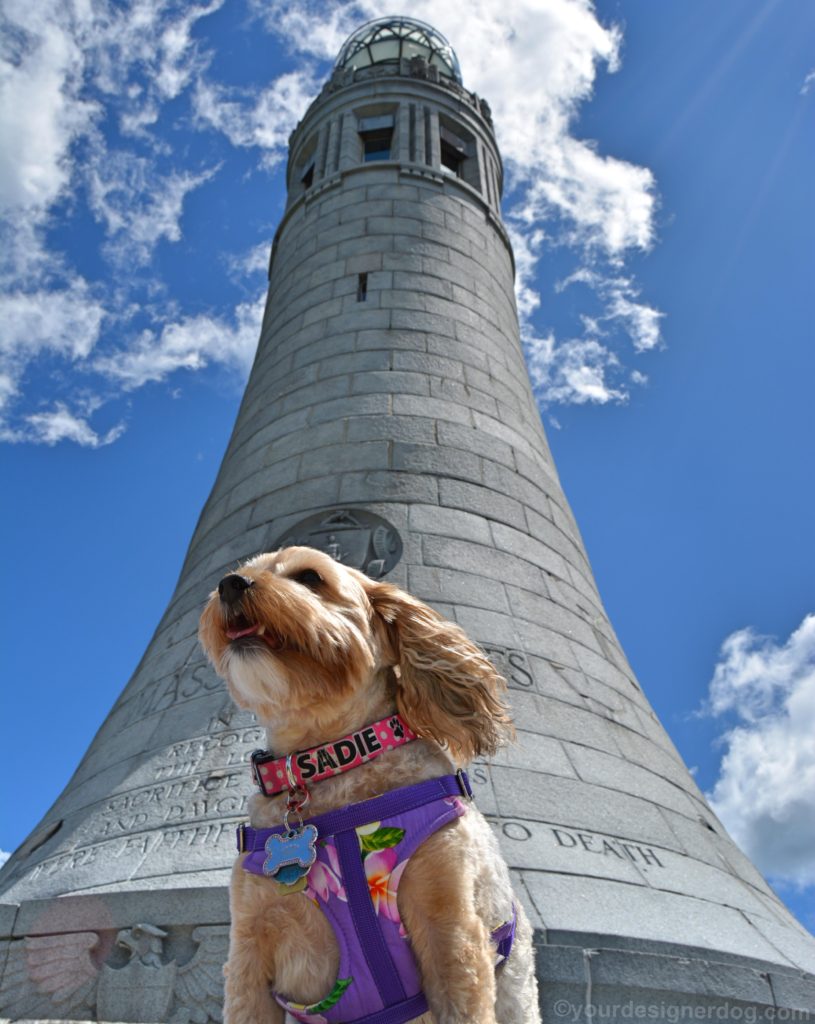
[364,579,514,765]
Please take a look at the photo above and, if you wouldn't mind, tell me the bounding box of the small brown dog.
[200,545,540,1023]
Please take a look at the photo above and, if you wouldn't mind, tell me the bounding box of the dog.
[199,545,541,1024]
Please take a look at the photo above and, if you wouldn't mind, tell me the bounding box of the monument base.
[2,886,813,1022]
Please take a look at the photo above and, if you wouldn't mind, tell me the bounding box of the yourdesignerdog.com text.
[552,1001,811,1023]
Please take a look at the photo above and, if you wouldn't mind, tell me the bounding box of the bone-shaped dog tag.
[263,824,318,886]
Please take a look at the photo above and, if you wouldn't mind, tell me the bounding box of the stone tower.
[2,17,813,1022]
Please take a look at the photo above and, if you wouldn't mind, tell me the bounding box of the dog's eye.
[292,569,323,589]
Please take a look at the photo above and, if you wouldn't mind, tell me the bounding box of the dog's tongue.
[226,623,260,640]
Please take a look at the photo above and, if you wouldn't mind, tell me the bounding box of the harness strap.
[353,993,429,1024]
[238,772,473,855]
[336,829,407,1007]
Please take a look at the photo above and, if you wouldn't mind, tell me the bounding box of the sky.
[1,0,813,933]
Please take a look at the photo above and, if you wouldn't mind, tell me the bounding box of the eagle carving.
[0,922,227,1022]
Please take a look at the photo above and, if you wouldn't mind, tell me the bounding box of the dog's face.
[199,545,513,763]
[199,546,389,723]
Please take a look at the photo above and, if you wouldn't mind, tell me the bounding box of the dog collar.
[250,713,418,797]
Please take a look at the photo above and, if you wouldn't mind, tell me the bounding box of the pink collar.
[250,713,417,797]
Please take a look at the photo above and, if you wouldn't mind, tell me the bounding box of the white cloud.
[21,403,125,447]
[704,615,815,887]
[0,4,96,216]
[0,281,105,363]
[0,850,9,867]
[89,0,224,121]
[801,69,815,97]
[557,269,664,353]
[87,153,218,266]
[523,330,626,405]
[94,293,265,389]
[193,70,319,164]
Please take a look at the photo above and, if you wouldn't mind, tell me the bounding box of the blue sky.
[1,0,813,932]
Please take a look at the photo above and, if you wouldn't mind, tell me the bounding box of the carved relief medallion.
[273,509,402,578]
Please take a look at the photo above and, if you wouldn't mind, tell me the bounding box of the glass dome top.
[335,17,462,84]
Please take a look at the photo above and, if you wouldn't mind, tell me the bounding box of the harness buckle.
[237,822,247,853]
[456,769,474,801]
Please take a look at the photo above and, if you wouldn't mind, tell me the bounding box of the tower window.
[358,114,395,163]
[440,125,467,177]
[301,160,315,188]
[357,273,368,301]
[362,130,392,161]
[438,118,479,190]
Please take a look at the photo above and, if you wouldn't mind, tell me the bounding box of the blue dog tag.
[263,824,318,885]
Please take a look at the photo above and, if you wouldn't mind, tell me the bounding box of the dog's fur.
[199,545,541,1023]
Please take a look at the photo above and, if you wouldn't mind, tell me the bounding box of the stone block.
[567,745,704,819]
[382,250,426,272]
[345,413,436,445]
[356,328,428,352]
[366,214,423,237]
[768,967,815,1011]
[315,350,391,379]
[490,730,577,780]
[593,947,774,1002]
[345,251,383,274]
[427,333,489,372]
[607,722,692,790]
[299,440,390,480]
[339,470,439,505]
[429,376,498,416]
[325,307,391,334]
[226,456,301,515]
[490,766,681,849]
[392,440,482,482]
[392,269,453,298]
[248,473,342,527]
[408,503,492,544]
[0,903,18,938]
[509,691,622,752]
[438,477,527,532]
[421,534,544,593]
[522,873,798,967]
[391,349,464,379]
[301,295,344,328]
[491,521,571,581]
[506,585,601,652]
[392,394,472,425]
[291,332,357,371]
[337,233,395,258]
[453,605,523,646]
[309,393,390,425]
[407,563,508,612]
[340,197,392,221]
[390,307,457,338]
[352,369,430,396]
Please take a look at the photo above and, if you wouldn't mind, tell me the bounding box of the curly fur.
[199,546,540,1024]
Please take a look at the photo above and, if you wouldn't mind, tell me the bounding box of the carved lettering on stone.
[551,827,664,868]
[480,642,535,689]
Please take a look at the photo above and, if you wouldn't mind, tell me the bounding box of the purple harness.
[238,774,516,1024]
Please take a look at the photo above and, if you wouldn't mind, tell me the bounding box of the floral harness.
[238,773,517,1024]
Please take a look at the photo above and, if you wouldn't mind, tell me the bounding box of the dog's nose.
[218,573,254,605]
